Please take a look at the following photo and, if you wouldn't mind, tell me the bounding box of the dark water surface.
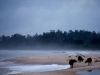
[76,70,100,75]
[0,50,100,75]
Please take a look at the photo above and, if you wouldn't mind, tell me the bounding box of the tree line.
[0,30,100,50]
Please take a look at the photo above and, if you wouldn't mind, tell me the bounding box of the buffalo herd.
[69,55,92,68]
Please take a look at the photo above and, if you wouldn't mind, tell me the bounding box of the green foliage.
[0,30,100,50]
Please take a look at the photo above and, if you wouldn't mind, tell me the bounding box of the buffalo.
[69,59,77,68]
[78,56,84,62]
[85,58,92,65]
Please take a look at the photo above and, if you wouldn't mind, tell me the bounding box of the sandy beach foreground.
[3,55,100,75]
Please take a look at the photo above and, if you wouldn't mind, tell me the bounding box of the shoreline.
[3,55,100,75]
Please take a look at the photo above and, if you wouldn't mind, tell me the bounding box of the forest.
[0,30,100,50]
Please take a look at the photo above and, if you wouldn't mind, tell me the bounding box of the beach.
[3,55,100,75]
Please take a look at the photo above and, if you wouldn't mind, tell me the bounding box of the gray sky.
[0,0,100,36]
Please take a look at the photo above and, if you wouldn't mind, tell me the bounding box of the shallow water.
[76,70,100,75]
[0,62,70,75]
[0,50,100,60]
[0,50,100,75]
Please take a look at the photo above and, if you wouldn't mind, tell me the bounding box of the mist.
[0,30,100,50]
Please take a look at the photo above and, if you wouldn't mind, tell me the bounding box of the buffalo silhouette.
[85,58,92,65]
[69,59,77,68]
[78,56,84,62]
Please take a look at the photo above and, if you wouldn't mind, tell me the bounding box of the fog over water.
[0,50,100,75]
[0,50,100,60]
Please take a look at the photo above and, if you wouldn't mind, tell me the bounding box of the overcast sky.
[0,0,100,36]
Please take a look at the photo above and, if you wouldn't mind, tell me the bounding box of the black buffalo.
[85,58,92,65]
[69,59,77,68]
[78,56,84,62]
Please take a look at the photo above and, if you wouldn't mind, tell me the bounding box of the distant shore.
[1,47,100,50]
[4,55,100,75]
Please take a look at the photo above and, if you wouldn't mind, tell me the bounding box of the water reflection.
[76,70,100,75]
[87,70,92,72]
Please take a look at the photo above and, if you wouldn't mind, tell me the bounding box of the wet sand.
[3,55,100,75]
